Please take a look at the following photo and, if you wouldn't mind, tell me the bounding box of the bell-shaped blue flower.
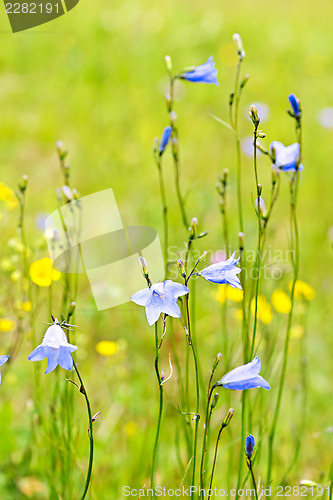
[130,280,189,326]
[0,355,9,384]
[270,141,303,172]
[159,126,172,155]
[218,357,270,390]
[199,251,242,289]
[288,93,301,118]
[28,320,78,374]
[181,57,219,85]
[246,434,255,457]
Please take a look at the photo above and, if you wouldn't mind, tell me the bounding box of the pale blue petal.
[163,280,189,299]
[0,355,9,367]
[146,294,163,326]
[222,375,270,390]
[130,287,152,306]
[45,347,59,374]
[221,357,261,385]
[28,346,46,362]
[161,299,181,319]
[58,347,74,371]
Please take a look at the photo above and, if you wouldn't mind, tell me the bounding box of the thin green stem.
[247,459,259,500]
[73,362,94,500]
[236,392,246,499]
[151,322,164,495]
[208,422,227,495]
[185,294,200,500]
[156,156,169,276]
[267,117,302,486]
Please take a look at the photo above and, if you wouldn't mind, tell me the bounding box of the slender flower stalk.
[151,321,164,495]
[154,140,169,276]
[208,408,234,494]
[72,362,94,500]
[267,97,302,486]
[200,354,222,494]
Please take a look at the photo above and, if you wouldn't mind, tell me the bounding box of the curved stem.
[151,322,164,495]
[73,362,94,500]
[247,459,259,500]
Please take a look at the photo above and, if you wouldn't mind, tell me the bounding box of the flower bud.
[222,408,234,428]
[161,369,165,382]
[165,94,172,110]
[139,256,149,278]
[257,184,262,197]
[210,392,219,411]
[246,434,255,458]
[222,169,228,186]
[172,137,178,156]
[165,55,172,72]
[249,105,260,127]
[256,197,268,219]
[177,259,186,279]
[190,217,198,238]
[233,33,245,60]
[62,185,74,202]
[238,232,245,251]
[213,352,222,370]
[240,74,250,89]
[169,111,177,126]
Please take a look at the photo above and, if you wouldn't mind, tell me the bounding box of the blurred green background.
[0,0,332,497]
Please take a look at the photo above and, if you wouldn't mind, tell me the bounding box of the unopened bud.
[246,434,255,458]
[233,33,245,60]
[177,259,186,279]
[139,256,149,278]
[19,174,29,193]
[165,55,172,72]
[161,369,165,382]
[222,408,234,428]
[210,392,219,411]
[240,74,250,89]
[165,94,172,110]
[257,197,268,219]
[229,92,235,107]
[249,105,260,127]
[169,111,177,125]
[299,480,319,488]
[190,217,198,238]
[213,352,222,370]
[62,185,74,202]
[222,169,228,185]
[257,184,262,196]
[238,232,245,251]
[172,137,178,156]
[257,132,266,138]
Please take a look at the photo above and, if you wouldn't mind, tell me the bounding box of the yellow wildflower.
[29,258,61,287]
[290,325,305,339]
[271,289,292,314]
[216,285,243,304]
[96,340,119,357]
[124,421,138,437]
[251,295,272,325]
[0,318,17,332]
[0,182,18,209]
[290,280,315,301]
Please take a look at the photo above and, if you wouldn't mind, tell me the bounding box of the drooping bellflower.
[28,320,78,374]
[218,357,270,390]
